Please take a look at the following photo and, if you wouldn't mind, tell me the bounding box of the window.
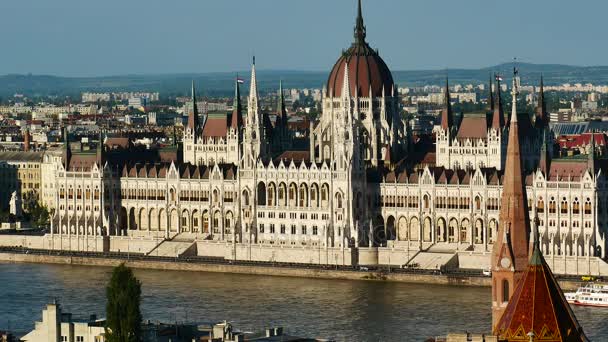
[77,337,84,342]
[61,337,67,342]
[291,225,296,234]
[270,224,275,234]
[313,226,318,235]
[549,198,556,214]
[259,224,264,233]
[280,224,286,234]
[302,225,307,235]
[502,279,510,303]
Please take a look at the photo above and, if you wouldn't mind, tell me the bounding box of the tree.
[105,263,142,342]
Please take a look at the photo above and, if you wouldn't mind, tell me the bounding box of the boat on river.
[565,283,608,307]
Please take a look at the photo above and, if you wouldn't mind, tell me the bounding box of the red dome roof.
[326,1,394,98]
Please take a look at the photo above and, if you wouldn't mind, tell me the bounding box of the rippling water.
[0,262,606,341]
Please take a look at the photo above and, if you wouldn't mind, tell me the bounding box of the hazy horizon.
[2,0,607,77]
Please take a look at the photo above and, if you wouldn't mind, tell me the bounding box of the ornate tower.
[488,73,494,112]
[535,75,549,129]
[491,68,530,330]
[491,75,505,130]
[318,0,400,166]
[274,80,292,153]
[440,77,453,132]
[186,80,200,142]
[436,78,453,168]
[243,57,266,167]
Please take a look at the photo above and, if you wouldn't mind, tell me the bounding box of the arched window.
[475,196,481,211]
[537,197,545,213]
[561,197,568,214]
[502,279,510,303]
[549,197,556,214]
[257,182,266,206]
[573,198,580,214]
[585,198,592,215]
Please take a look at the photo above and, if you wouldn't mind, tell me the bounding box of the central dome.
[326,0,394,98]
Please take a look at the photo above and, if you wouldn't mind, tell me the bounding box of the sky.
[0,0,606,77]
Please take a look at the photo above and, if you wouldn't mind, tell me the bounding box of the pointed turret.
[62,126,71,169]
[494,218,588,341]
[535,75,549,129]
[491,75,505,130]
[187,80,200,142]
[277,80,287,125]
[588,130,596,174]
[354,0,366,43]
[230,78,243,129]
[440,77,453,131]
[539,132,551,175]
[488,73,495,112]
[96,130,105,167]
[244,56,265,160]
[491,68,530,330]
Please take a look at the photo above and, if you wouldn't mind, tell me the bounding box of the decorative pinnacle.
[354,0,366,42]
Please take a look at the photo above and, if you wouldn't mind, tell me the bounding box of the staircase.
[147,240,196,257]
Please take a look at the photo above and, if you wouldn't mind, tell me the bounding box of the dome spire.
[354,0,366,43]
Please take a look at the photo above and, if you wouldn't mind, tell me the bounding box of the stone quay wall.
[0,252,586,290]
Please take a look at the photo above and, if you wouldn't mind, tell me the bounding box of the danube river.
[0,263,606,341]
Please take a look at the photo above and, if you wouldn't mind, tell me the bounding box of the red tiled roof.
[202,115,228,138]
[495,243,587,341]
[457,115,487,139]
[557,132,606,150]
[275,151,310,162]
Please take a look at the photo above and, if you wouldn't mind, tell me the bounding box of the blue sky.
[0,0,605,76]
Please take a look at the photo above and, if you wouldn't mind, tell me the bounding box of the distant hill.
[2,63,608,98]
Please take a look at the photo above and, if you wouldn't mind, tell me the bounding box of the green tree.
[105,264,142,342]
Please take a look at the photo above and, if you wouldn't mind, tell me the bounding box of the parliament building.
[42,1,608,273]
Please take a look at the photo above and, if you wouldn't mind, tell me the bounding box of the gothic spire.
[231,77,243,129]
[187,80,200,142]
[491,75,505,130]
[96,129,105,166]
[589,130,596,174]
[491,67,530,330]
[488,73,495,112]
[440,77,453,131]
[535,75,548,128]
[539,132,551,175]
[278,80,287,123]
[354,0,366,43]
[62,126,71,169]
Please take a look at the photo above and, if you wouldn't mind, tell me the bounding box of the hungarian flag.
[495,75,503,82]
[237,78,245,84]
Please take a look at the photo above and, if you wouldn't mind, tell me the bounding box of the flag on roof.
[237,78,245,84]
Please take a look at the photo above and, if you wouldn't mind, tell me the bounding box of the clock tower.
[491,68,531,330]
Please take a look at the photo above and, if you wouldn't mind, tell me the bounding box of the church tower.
[491,68,531,330]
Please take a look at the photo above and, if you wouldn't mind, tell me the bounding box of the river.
[0,262,606,341]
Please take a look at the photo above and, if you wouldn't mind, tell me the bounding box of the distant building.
[0,151,44,210]
[20,302,105,342]
[128,97,147,109]
[21,303,328,342]
[82,92,111,103]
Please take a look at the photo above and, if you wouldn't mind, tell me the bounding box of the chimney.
[24,129,30,152]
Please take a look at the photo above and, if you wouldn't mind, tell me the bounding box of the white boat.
[565,283,608,307]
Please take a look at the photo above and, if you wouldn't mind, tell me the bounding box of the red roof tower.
[494,225,588,341]
[491,69,530,329]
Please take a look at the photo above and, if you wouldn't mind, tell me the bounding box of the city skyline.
[1,0,607,77]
